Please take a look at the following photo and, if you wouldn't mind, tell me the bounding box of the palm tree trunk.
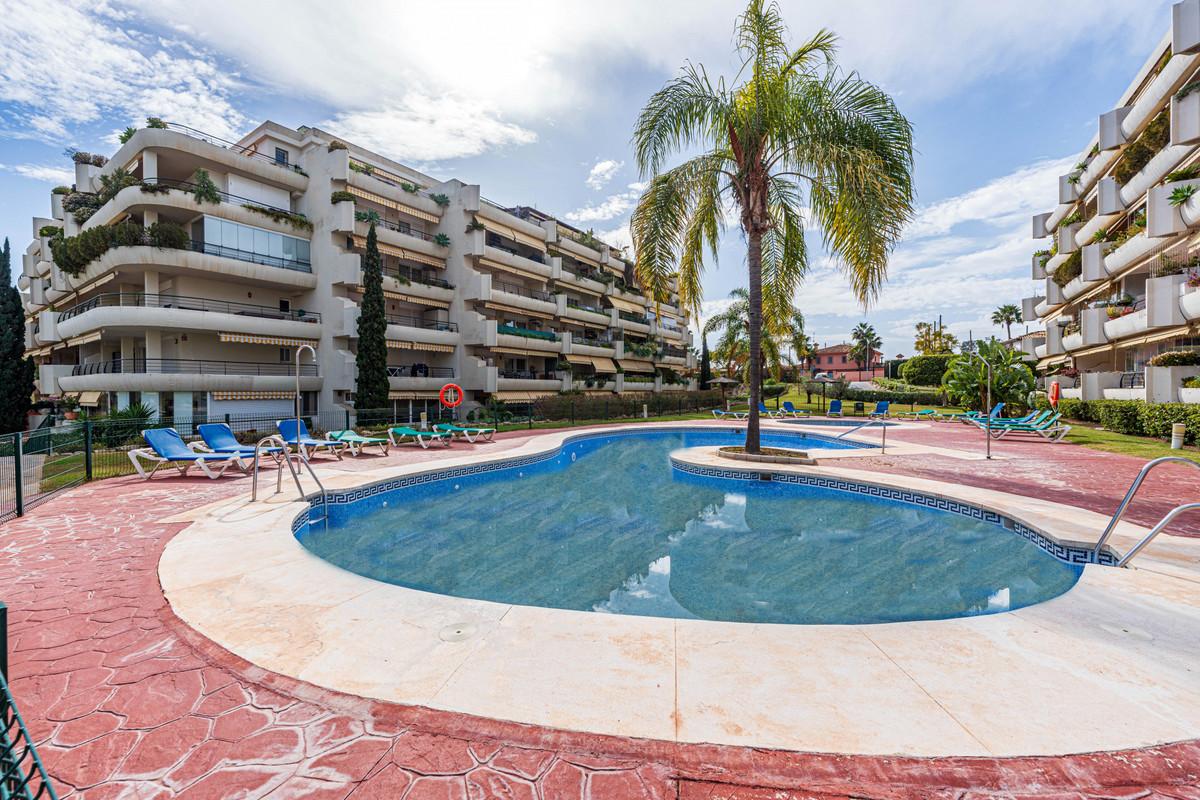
[746,230,763,453]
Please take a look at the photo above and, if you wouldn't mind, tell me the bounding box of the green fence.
[0,604,59,799]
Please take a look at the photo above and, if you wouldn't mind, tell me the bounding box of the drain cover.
[439,622,477,642]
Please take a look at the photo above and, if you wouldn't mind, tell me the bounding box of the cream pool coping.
[159,420,1200,758]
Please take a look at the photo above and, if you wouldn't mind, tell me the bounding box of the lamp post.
[294,343,316,460]
[963,344,993,460]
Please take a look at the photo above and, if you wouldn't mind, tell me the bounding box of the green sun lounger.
[388,426,452,449]
[433,423,496,443]
[328,429,390,456]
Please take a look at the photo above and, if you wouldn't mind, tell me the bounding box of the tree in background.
[914,321,958,355]
[699,339,712,390]
[630,1,914,452]
[354,224,390,410]
[0,239,34,433]
[704,289,792,387]
[849,322,881,371]
[942,338,1034,412]
[991,303,1023,340]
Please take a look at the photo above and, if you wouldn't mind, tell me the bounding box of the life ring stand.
[1048,380,1061,409]
[439,383,464,408]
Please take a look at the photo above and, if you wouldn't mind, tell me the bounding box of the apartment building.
[20,121,697,421]
[1024,0,1200,403]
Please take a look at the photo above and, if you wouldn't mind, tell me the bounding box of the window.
[280,347,292,362]
[274,147,289,165]
[279,299,291,313]
[192,391,208,421]
[202,216,311,265]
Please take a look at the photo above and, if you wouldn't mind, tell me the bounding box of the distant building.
[809,343,882,382]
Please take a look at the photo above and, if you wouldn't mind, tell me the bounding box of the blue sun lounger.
[826,399,843,417]
[712,409,749,419]
[128,427,245,479]
[781,401,811,418]
[196,422,283,462]
[277,419,347,460]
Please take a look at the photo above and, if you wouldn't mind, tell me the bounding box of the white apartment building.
[20,120,697,421]
[1024,0,1200,403]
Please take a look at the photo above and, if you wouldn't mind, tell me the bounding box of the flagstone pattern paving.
[2,422,1199,798]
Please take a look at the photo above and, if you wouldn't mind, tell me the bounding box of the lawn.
[1061,424,1200,463]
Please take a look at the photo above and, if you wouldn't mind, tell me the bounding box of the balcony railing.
[385,313,458,332]
[71,358,318,377]
[619,310,650,325]
[140,177,297,217]
[59,292,320,323]
[358,214,436,242]
[566,299,608,315]
[191,240,311,273]
[382,262,454,289]
[387,365,454,378]
[497,324,557,341]
[571,333,615,349]
[499,369,558,380]
[1119,371,1146,389]
[486,235,545,264]
[660,345,688,358]
[494,281,553,303]
[164,122,307,175]
[561,265,602,283]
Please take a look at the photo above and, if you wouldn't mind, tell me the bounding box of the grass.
[1061,423,1200,463]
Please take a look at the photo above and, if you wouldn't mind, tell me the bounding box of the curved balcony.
[59,244,316,295]
[85,179,310,235]
[60,358,320,393]
[1034,344,1047,359]
[388,366,455,393]
[345,164,445,220]
[385,314,461,349]
[1180,285,1200,320]
[1062,331,1083,351]
[1102,233,1157,279]
[1103,305,1149,341]
[56,293,321,341]
[1119,144,1193,211]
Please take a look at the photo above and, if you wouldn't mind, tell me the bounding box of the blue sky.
[0,0,1175,355]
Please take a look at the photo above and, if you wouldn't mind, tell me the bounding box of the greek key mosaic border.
[670,459,1116,566]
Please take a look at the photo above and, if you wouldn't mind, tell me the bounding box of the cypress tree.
[355,223,390,410]
[0,239,34,432]
[698,339,712,391]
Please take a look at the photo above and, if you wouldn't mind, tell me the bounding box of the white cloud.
[586,159,623,190]
[0,0,246,142]
[564,182,646,223]
[0,164,75,184]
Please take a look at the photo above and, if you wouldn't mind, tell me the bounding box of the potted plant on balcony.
[61,395,79,420]
[1182,375,1200,404]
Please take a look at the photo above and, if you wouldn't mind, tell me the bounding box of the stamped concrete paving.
[3,422,1200,798]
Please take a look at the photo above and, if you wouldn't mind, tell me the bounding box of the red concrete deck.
[3,423,1199,798]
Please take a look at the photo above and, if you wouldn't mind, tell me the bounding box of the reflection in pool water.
[299,429,1081,624]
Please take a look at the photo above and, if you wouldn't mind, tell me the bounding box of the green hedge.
[900,354,954,386]
[1037,396,1200,444]
[840,387,947,406]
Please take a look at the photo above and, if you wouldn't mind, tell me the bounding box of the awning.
[491,391,556,402]
[619,359,655,373]
[1069,343,1112,358]
[219,332,318,348]
[479,218,547,252]
[591,356,618,373]
[26,346,53,358]
[61,332,102,348]
[564,353,592,365]
[1112,326,1195,349]
[352,235,445,269]
[211,391,296,401]
[364,286,451,308]
[345,185,440,223]
[388,391,440,400]
[555,237,602,268]
[492,345,555,357]
[1036,356,1070,369]
[77,391,103,407]
[606,296,647,315]
[478,257,546,281]
[482,301,554,320]
[411,341,455,353]
[386,340,413,349]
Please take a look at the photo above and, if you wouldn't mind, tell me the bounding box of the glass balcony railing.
[493,281,553,303]
[497,324,558,341]
[385,313,457,332]
[59,292,320,323]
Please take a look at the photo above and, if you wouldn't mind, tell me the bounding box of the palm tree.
[849,322,881,371]
[991,304,1023,340]
[704,289,786,385]
[630,1,915,452]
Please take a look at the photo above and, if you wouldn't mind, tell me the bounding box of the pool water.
[298,429,1081,625]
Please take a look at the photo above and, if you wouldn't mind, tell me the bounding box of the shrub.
[430,193,450,207]
[147,221,189,249]
[62,192,102,224]
[330,190,355,203]
[349,161,373,175]
[466,220,485,233]
[840,387,946,406]
[1052,250,1082,287]
[1184,376,1200,389]
[38,225,61,237]
[145,116,167,129]
[241,203,313,232]
[400,182,420,194]
[762,381,788,399]
[1093,400,1144,435]
[1114,110,1170,184]
[1166,165,1200,182]
[139,181,171,194]
[50,221,145,276]
[432,233,450,247]
[97,167,138,205]
[1169,184,1197,207]
[52,185,71,195]
[1148,350,1200,367]
[1136,403,1200,443]
[190,169,221,204]
[71,151,107,166]
[118,126,137,144]
[942,339,1035,412]
[900,354,954,386]
[328,140,348,151]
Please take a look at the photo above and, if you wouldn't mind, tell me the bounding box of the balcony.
[496,370,562,393]
[496,323,561,354]
[387,365,455,393]
[59,292,320,324]
[386,313,457,333]
[59,357,321,393]
[1102,302,1149,341]
[497,323,556,341]
[188,240,311,274]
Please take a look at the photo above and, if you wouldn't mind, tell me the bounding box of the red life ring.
[439,383,463,408]
[1048,381,1061,408]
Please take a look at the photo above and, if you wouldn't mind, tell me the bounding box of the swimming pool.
[296,428,1082,625]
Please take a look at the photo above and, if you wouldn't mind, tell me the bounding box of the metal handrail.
[1092,456,1200,560]
[250,434,302,500]
[1117,502,1200,566]
[58,292,320,323]
[139,177,297,216]
[834,417,888,454]
[164,122,307,174]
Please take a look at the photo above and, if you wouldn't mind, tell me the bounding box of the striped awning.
[478,257,546,281]
[619,359,655,373]
[1113,326,1195,348]
[591,356,618,373]
[77,391,103,407]
[211,391,295,401]
[61,332,102,348]
[386,340,455,353]
[219,332,319,348]
[1068,343,1111,358]
[352,235,445,269]
[26,346,53,358]
[389,292,449,309]
[606,296,647,315]
[346,185,440,223]
[555,240,602,269]
[564,353,592,365]
[388,391,440,400]
[491,391,556,402]
[492,345,555,357]
[483,302,554,320]
[479,218,546,252]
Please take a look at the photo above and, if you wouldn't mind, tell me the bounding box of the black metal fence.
[0,604,58,799]
[465,390,725,428]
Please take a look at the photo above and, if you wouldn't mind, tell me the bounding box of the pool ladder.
[249,434,329,530]
[1092,456,1200,567]
[834,418,887,453]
